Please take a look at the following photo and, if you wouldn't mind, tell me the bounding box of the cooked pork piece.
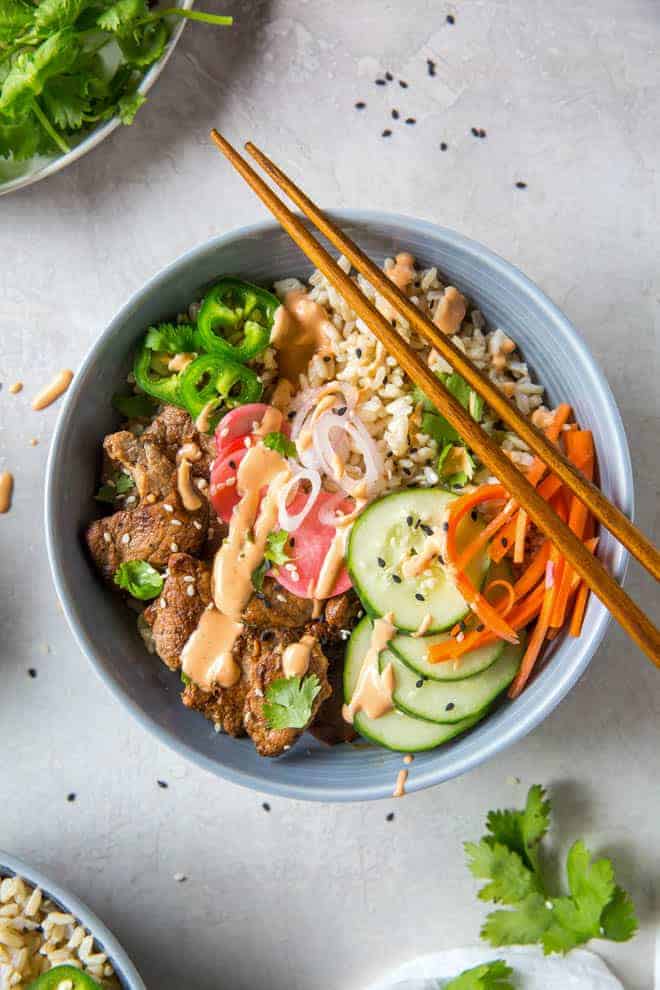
[86,490,208,583]
[241,579,361,638]
[104,406,215,501]
[143,554,211,670]
[143,555,333,756]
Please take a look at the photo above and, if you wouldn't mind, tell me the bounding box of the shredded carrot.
[445,487,519,643]
[549,431,595,628]
[569,583,590,637]
[457,497,517,571]
[508,546,561,698]
[484,578,516,617]
[513,541,551,599]
[513,509,528,564]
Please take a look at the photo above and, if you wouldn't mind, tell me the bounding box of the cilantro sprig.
[465,785,638,955]
[251,529,291,592]
[263,431,297,459]
[444,960,513,990]
[94,469,134,503]
[0,0,232,164]
[263,674,321,730]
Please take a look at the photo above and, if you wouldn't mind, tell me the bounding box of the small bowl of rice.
[0,852,145,990]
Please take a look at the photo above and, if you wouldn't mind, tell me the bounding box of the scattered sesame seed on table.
[427,59,436,76]
[28,668,37,678]
[382,129,392,137]
[375,78,386,86]
[386,812,395,821]
[157,780,168,789]
[67,793,76,802]
[398,79,408,88]
[405,117,416,125]
[446,13,455,24]
[391,109,399,119]
[440,141,448,151]
[355,101,366,110]
[516,180,528,188]
[262,802,271,812]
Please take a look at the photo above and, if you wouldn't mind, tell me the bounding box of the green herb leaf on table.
[465,784,638,955]
[444,959,514,990]
[263,431,297,459]
[112,391,158,418]
[263,674,321,730]
[114,559,163,600]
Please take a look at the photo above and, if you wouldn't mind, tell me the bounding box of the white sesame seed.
[193,521,202,530]
[186,585,195,597]
[219,427,229,438]
[121,533,130,545]
[183,575,195,583]
[244,437,252,448]
[125,495,137,506]
[225,477,236,487]
[103,532,111,544]
[284,563,296,572]
[160,599,167,609]
[163,503,174,513]
[170,542,179,552]
[276,594,286,603]
[171,518,182,527]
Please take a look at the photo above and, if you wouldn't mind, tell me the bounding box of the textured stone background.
[1,1,658,988]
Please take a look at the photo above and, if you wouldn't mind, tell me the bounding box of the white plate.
[0,0,193,198]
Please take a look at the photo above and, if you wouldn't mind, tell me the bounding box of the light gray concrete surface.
[1,1,659,988]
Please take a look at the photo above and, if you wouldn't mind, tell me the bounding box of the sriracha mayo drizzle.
[271,290,335,384]
[181,605,243,689]
[342,613,396,724]
[212,444,292,620]
[282,634,316,678]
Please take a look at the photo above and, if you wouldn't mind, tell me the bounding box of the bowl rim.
[0,0,193,199]
[0,850,146,989]
[45,210,634,802]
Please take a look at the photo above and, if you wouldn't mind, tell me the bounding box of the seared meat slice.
[181,666,249,738]
[104,405,215,501]
[241,580,360,639]
[143,554,211,670]
[244,630,332,757]
[86,490,208,583]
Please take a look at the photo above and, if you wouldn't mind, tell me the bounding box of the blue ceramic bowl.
[45,212,633,802]
[0,851,145,989]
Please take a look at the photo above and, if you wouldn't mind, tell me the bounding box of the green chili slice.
[179,353,263,431]
[27,965,103,989]
[133,339,186,407]
[196,277,279,362]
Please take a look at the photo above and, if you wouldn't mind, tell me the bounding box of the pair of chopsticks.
[210,129,660,668]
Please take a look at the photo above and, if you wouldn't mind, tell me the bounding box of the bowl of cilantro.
[0,0,232,196]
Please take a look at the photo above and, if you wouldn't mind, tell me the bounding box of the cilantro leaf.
[251,558,269,593]
[95,471,134,503]
[0,31,79,119]
[421,411,460,447]
[97,0,146,32]
[467,785,638,956]
[0,0,34,44]
[465,839,540,905]
[263,431,297,459]
[41,74,87,130]
[112,391,157,418]
[263,674,321,730]
[114,559,163,600]
[444,959,514,990]
[0,115,44,160]
[264,529,290,566]
[144,322,197,354]
[117,19,168,68]
[116,87,145,124]
[34,0,87,33]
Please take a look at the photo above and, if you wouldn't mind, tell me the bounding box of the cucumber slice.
[343,617,479,752]
[390,631,504,681]
[347,488,488,634]
[381,637,524,724]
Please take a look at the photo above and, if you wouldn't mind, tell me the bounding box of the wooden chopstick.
[209,129,660,668]
[245,140,660,586]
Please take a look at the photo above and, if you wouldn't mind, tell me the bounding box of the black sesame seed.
[392,574,402,584]
[479,128,487,138]
[415,593,425,602]
[445,702,455,711]
[442,521,449,531]
[438,555,444,565]
[323,355,331,362]
[421,523,433,536]
[385,71,393,81]
[336,406,347,416]
[446,13,455,23]
[515,181,527,189]
[375,78,386,86]
[501,537,508,547]
[67,793,76,803]
[386,812,395,821]
[427,59,436,77]
[28,668,37,678]
[476,624,485,632]
[382,129,392,137]
[356,348,362,357]
[440,141,448,151]
[228,460,236,469]
[471,127,480,137]
[409,447,418,454]
[406,515,413,526]
[416,679,424,688]
[290,537,295,547]
[377,557,386,568]
[287,410,295,419]
[157,780,168,789]
[471,509,478,521]
[403,467,412,476]
[391,109,400,120]
[262,802,271,812]
[415,518,421,529]
[399,80,408,88]
[355,101,366,110]
[405,117,416,125]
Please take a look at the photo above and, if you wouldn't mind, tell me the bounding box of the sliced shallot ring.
[313,412,382,496]
[277,468,321,532]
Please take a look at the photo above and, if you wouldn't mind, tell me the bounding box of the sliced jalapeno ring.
[27,964,103,989]
[133,340,186,407]
[179,354,263,432]
[196,277,279,362]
